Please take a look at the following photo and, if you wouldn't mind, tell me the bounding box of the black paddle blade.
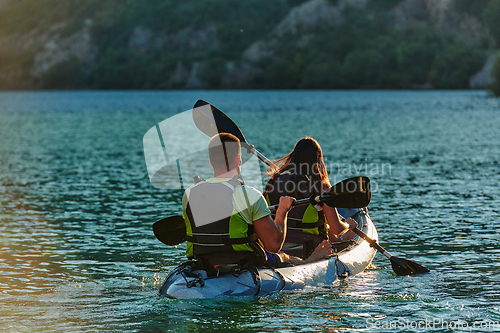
[390,256,430,276]
[153,216,186,246]
[323,176,371,208]
[192,100,251,150]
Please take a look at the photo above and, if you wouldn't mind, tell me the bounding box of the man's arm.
[253,196,294,253]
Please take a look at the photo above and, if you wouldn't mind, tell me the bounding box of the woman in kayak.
[264,137,357,260]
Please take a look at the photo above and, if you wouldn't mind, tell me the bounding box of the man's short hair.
[208,133,241,171]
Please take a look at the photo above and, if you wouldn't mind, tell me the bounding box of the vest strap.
[187,233,258,245]
[288,219,325,229]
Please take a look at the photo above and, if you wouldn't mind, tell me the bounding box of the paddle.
[153,176,371,246]
[268,176,370,210]
[154,214,430,276]
[349,227,430,276]
[153,215,186,246]
[192,100,273,166]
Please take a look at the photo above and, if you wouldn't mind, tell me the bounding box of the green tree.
[300,60,343,89]
[91,49,153,89]
[482,0,500,42]
[488,54,500,96]
[452,0,490,17]
[427,42,485,89]
[367,0,403,11]
[41,57,88,89]
[199,57,226,88]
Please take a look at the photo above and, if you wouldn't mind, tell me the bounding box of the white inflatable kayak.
[159,208,377,299]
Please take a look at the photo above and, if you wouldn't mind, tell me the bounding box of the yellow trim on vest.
[302,204,320,235]
[265,193,271,205]
[185,210,194,258]
[229,209,253,252]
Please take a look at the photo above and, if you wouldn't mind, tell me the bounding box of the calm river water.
[0,90,499,332]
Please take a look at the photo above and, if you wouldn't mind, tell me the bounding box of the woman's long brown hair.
[264,137,330,196]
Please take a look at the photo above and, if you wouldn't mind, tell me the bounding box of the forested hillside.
[0,0,499,91]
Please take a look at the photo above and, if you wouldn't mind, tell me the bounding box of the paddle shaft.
[268,195,326,211]
[249,146,273,166]
[350,227,393,259]
[348,216,429,276]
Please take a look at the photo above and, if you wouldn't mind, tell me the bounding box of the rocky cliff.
[0,0,496,89]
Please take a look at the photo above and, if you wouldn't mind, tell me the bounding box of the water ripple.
[1,90,499,332]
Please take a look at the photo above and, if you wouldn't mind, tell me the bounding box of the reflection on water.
[0,90,499,332]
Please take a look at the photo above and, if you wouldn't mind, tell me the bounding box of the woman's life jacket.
[184,176,266,267]
[266,170,327,258]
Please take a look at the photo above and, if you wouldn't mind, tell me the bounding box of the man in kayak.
[182,133,295,275]
[264,137,358,259]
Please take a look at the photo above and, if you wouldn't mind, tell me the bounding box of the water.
[0,90,499,332]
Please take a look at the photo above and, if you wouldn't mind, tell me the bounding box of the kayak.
[159,208,377,299]
[159,207,377,299]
